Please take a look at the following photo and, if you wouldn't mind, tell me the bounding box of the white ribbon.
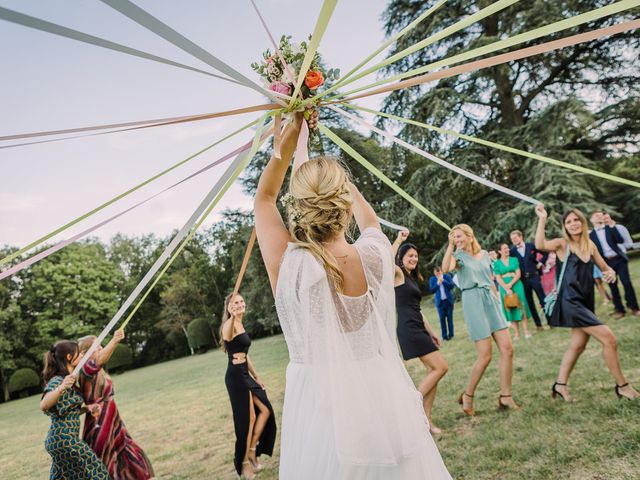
[73,115,270,375]
[331,106,540,205]
[377,217,408,231]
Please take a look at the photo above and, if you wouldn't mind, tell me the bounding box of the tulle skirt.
[278,361,452,480]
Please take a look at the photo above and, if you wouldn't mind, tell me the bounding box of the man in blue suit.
[510,230,549,330]
[429,266,456,340]
[590,211,639,318]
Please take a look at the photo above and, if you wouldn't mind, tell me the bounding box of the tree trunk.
[181,324,194,356]
[480,3,524,127]
[0,369,9,403]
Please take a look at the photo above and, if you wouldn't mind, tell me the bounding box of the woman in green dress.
[494,243,531,340]
[40,340,110,480]
[443,224,519,416]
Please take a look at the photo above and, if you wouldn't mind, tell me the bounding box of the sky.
[0,0,390,248]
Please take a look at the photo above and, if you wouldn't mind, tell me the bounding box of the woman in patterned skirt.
[40,340,109,480]
[78,329,154,480]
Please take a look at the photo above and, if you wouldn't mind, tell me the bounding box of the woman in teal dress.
[443,224,519,416]
[494,243,531,340]
[40,340,110,480]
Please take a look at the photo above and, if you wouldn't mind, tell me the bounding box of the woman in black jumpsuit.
[221,293,276,479]
[534,205,639,401]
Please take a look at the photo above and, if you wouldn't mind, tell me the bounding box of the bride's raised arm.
[255,110,318,290]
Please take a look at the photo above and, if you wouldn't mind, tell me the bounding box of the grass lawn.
[2,260,639,479]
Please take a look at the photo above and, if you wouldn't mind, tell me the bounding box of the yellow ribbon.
[318,124,451,231]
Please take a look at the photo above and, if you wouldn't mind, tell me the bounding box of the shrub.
[8,368,40,398]
[187,317,214,353]
[107,344,133,373]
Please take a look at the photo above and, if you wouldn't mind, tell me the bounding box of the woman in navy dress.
[392,230,448,434]
[221,293,276,479]
[534,204,639,401]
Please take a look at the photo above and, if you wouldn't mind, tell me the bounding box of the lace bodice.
[275,228,395,363]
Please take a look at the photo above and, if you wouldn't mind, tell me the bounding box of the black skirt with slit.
[224,332,276,474]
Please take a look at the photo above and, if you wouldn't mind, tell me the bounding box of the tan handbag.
[504,292,520,309]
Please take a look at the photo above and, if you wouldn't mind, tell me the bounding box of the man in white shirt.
[590,211,639,318]
[603,212,634,253]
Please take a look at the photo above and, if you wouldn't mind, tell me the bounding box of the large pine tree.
[378,0,640,249]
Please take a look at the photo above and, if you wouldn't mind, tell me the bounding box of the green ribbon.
[121,115,270,328]
[318,124,451,231]
[329,0,448,89]
[351,105,640,189]
[0,119,258,268]
[322,0,516,98]
[331,0,640,100]
[288,0,338,105]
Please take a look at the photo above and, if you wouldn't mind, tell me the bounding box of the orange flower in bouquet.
[304,70,324,90]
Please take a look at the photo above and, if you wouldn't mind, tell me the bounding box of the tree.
[378,0,640,252]
[107,344,133,373]
[18,241,125,364]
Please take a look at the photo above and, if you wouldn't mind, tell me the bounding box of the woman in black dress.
[534,205,639,401]
[392,230,449,433]
[220,293,277,479]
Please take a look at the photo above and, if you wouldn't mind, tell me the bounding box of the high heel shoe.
[458,391,475,416]
[497,394,520,411]
[248,447,264,473]
[239,461,255,480]
[551,381,574,402]
[614,383,639,400]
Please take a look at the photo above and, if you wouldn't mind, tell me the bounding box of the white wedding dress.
[275,228,452,479]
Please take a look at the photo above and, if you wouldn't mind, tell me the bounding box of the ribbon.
[0,103,278,143]
[0,118,259,268]
[288,0,338,105]
[331,106,540,205]
[377,217,408,232]
[319,124,451,231]
[74,114,270,373]
[99,0,285,105]
[0,123,275,279]
[117,117,271,331]
[322,0,516,98]
[350,105,640,190]
[0,6,237,84]
[231,228,257,299]
[331,1,640,101]
[331,0,447,89]
[293,120,310,174]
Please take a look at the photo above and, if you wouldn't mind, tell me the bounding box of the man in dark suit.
[429,266,456,341]
[510,230,549,329]
[590,211,639,318]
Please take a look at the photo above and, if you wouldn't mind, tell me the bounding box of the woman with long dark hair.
[534,204,639,401]
[40,340,109,479]
[221,292,276,479]
[392,230,448,434]
[77,329,154,479]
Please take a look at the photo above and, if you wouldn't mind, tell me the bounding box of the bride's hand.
[535,203,548,220]
[306,108,319,131]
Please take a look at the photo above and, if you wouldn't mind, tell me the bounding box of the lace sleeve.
[356,228,393,292]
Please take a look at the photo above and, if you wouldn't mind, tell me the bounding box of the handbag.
[543,244,570,317]
[504,292,520,309]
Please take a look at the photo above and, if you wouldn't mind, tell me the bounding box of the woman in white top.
[254,110,452,480]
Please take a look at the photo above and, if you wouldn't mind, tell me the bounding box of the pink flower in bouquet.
[266,55,275,64]
[270,81,291,95]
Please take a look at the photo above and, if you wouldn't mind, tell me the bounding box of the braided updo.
[285,156,353,292]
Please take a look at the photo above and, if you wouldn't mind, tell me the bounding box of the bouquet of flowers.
[251,35,340,100]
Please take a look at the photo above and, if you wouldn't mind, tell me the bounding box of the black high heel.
[615,383,631,400]
[551,382,573,402]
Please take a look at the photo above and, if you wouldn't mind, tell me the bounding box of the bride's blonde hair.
[285,156,353,292]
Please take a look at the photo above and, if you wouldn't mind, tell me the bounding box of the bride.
[254,110,452,479]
